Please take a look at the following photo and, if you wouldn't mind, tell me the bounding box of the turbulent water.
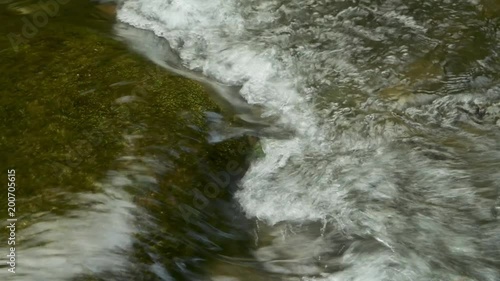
[115,0,500,280]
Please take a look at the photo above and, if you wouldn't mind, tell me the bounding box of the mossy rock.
[0,16,253,279]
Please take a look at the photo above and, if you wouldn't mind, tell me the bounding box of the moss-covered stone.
[0,6,253,279]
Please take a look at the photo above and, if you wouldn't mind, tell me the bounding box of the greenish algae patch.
[0,16,252,260]
[0,24,137,219]
[0,2,256,279]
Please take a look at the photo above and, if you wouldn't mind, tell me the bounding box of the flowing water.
[1,0,500,280]
[116,0,500,280]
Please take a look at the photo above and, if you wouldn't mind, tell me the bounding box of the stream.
[1,0,500,281]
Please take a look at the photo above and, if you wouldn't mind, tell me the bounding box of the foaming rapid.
[118,0,500,280]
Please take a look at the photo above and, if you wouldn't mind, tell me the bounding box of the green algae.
[0,4,254,278]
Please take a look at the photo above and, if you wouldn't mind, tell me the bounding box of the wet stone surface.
[0,2,256,280]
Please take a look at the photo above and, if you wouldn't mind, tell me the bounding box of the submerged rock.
[0,13,253,280]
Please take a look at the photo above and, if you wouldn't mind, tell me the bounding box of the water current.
[117,1,500,280]
[0,0,499,281]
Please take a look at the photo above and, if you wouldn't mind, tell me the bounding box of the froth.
[117,0,500,280]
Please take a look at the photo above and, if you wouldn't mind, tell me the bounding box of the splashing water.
[117,0,500,280]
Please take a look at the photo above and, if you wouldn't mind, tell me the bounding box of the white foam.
[117,0,500,280]
[0,180,136,281]
[0,133,163,280]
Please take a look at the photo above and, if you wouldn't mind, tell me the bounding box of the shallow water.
[0,1,256,280]
[117,0,500,280]
[1,0,500,281]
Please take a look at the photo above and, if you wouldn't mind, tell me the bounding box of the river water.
[2,0,500,281]
[116,0,500,280]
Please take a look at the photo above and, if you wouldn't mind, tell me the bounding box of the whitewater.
[116,0,500,280]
